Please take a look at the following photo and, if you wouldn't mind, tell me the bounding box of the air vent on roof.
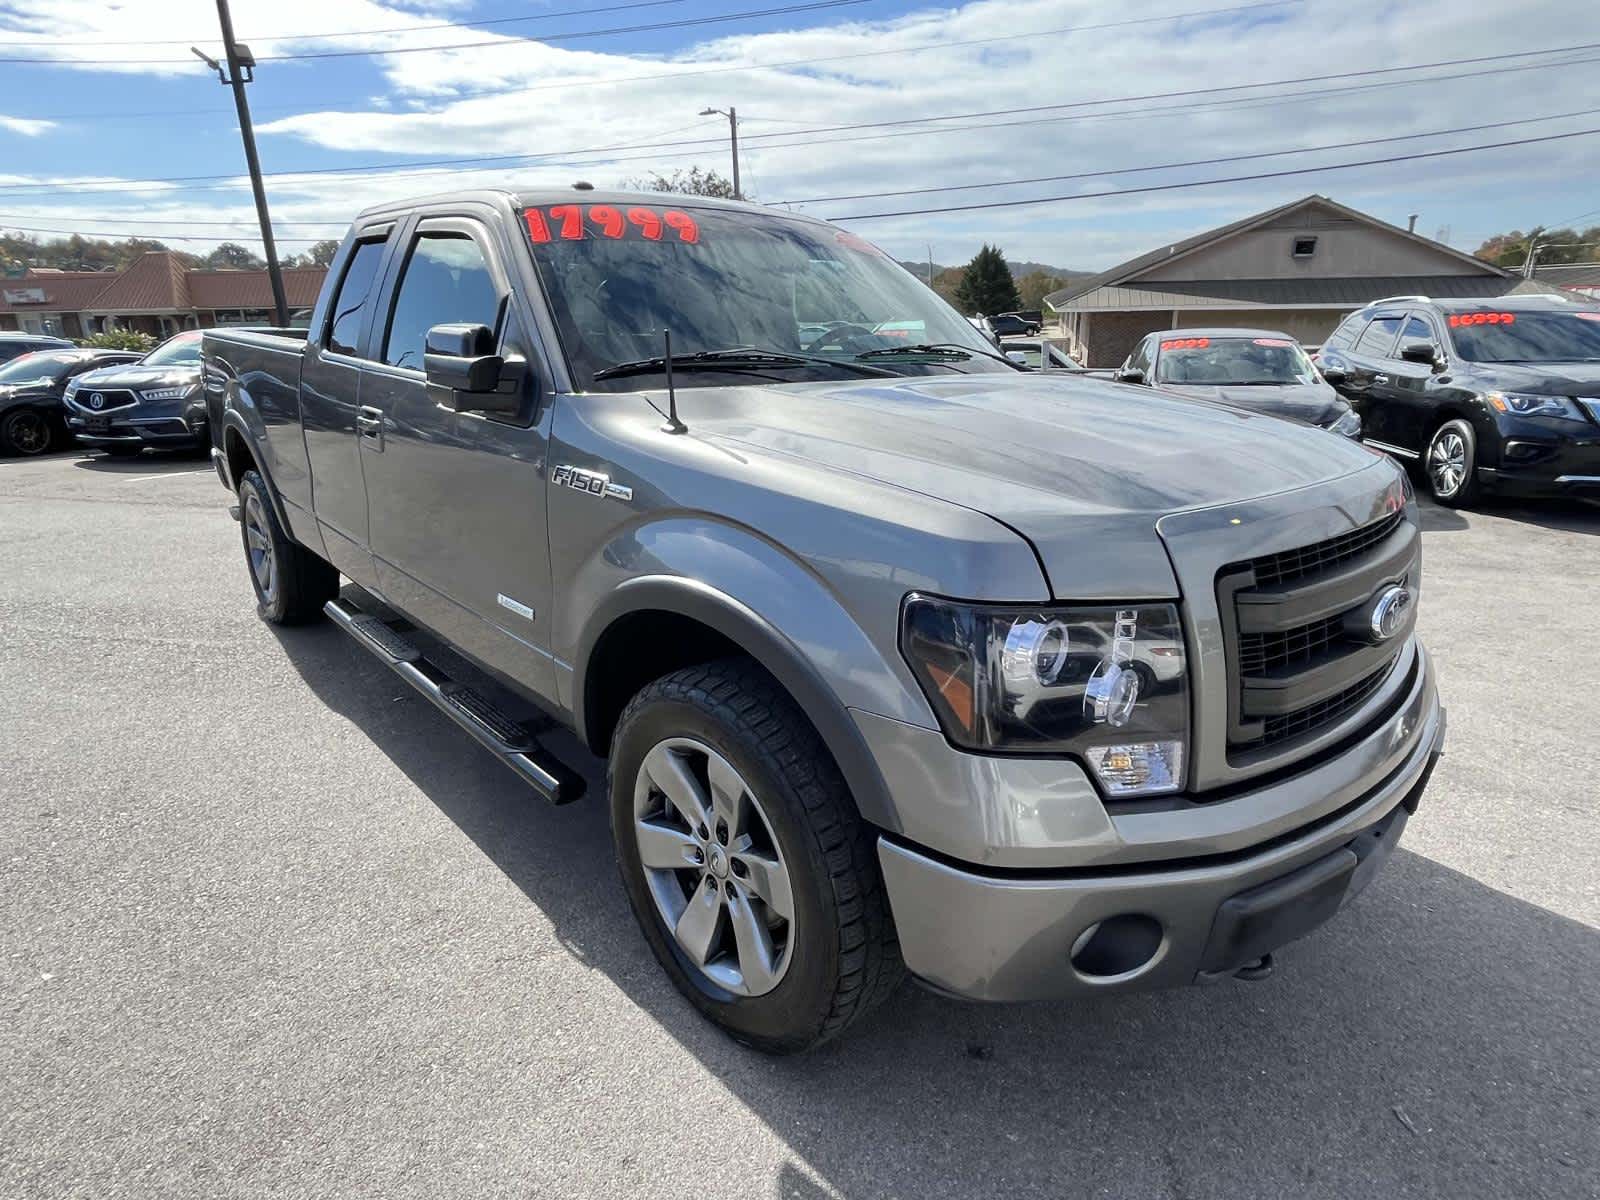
[1292,236,1318,258]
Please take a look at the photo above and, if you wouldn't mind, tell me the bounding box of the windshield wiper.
[856,342,1024,369]
[593,347,895,381]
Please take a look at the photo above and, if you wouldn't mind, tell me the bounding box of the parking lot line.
[118,468,212,484]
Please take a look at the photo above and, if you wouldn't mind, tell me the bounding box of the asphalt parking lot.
[3,450,1597,1200]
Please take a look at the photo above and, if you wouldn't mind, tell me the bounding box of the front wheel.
[0,408,53,456]
[610,659,903,1054]
[1425,418,1481,507]
[237,468,339,624]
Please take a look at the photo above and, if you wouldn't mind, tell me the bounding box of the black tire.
[237,468,339,624]
[0,408,53,456]
[103,444,142,458]
[609,658,904,1054]
[1424,418,1481,508]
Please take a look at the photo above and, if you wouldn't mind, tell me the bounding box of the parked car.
[0,331,73,365]
[989,312,1039,337]
[0,347,142,456]
[1001,336,1086,371]
[1114,329,1362,439]
[63,330,208,457]
[1317,295,1600,506]
[203,188,1442,1053]
[966,315,1001,346]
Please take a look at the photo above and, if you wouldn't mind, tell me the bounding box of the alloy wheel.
[6,411,49,455]
[632,737,795,997]
[243,493,276,602]
[1428,430,1467,498]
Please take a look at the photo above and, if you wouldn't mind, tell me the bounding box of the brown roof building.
[0,251,326,340]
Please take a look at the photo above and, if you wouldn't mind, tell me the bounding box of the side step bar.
[324,597,587,805]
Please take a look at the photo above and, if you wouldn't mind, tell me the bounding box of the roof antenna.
[660,328,687,435]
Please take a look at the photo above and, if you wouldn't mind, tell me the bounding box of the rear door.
[357,211,559,699]
[300,226,396,586]
[1340,310,1406,444]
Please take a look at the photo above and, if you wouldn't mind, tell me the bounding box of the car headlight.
[1324,408,1362,438]
[1485,391,1579,419]
[64,379,81,400]
[139,386,191,402]
[900,595,1187,796]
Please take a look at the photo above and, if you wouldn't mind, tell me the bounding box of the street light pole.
[194,0,289,326]
[699,107,742,201]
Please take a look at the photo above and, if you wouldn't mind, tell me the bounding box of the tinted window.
[1127,338,1154,375]
[0,351,82,383]
[1446,310,1600,363]
[1353,315,1404,357]
[326,239,387,357]
[383,231,500,370]
[1325,312,1366,349]
[1400,316,1433,344]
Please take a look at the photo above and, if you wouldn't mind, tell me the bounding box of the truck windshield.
[521,203,1006,389]
[1154,337,1317,385]
[1445,309,1600,362]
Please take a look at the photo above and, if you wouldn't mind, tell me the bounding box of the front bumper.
[875,646,1444,1002]
[65,392,206,450]
[1480,419,1600,498]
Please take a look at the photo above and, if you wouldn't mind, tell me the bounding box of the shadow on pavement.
[272,621,1599,1200]
[1415,493,1600,535]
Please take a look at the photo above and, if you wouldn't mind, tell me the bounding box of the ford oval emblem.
[89,392,105,409]
[1368,585,1413,642]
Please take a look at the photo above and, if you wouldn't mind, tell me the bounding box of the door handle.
[356,406,384,451]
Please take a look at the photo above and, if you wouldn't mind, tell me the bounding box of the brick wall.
[1083,311,1172,367]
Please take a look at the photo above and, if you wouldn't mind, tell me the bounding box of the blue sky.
[1,0,1596,270]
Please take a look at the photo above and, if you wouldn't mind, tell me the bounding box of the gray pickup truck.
[204,188,1443,1053]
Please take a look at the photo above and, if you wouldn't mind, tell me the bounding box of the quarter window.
[1353,315,1404,357]
[382,231,501,370]
[326,238,387,357]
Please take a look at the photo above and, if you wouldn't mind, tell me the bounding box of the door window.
[1126,337,1153,376]
[1353,315,1404,357]
[1399,315,1433,347]
[382,231,501,371]
[325,238,387,357]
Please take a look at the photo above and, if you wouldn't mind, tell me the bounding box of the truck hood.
[674,372,1382,599]
[1154,380,1348,428]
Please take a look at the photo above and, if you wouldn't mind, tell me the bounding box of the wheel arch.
[574,576,901,835]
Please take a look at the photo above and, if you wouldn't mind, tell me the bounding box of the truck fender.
[218,407,294,533]
[570,563,914,838]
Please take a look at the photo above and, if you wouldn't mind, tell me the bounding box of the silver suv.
[203,190,1444,1053]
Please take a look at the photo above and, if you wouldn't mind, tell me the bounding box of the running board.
[324,597,586,805]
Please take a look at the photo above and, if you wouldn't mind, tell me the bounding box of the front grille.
[78,388,137,411]
[1237,612,1345,676]
[1243,510,1403,588]
[1237,661,1396,752]
[1220,508,1417,757]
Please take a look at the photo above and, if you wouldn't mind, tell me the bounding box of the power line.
[0,3,1304,119]
[830,127,1600,221]
[785,107,1600,205]
[0,221,328,244]
[1,39,1588,199]
[0,0,689,47]
[0,0,877,65]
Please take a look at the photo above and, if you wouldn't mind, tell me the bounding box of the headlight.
[1486,391,1579,419]
[139,386,191,402]
[900,595,1188,796]
[1325,408,1362,438]
[64,379,81,399]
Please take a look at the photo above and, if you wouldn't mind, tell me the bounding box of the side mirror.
[1319,366,1348,385]
[424,323,520,413]
[1399,340,1438,366]
[1115,367,1145,384]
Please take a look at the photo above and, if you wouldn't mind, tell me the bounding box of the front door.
[358,215,558,699]
[301,231,393,586]
[1382,313,1444,453]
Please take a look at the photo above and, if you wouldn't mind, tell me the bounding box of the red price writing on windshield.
[1161,337,1210,350]
[1447,312,1515,327]
[523,205,700,245]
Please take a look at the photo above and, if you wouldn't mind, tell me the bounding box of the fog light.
[1086,741,1183,796]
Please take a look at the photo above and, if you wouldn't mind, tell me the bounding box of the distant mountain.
[897,259,1091,280]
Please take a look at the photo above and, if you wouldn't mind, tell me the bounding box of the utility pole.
[927,244,934,285]
[1521,226,1546,279]
[193,0,289,326]
[699,107,742,201]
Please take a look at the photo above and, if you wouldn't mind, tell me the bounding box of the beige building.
[1046,195,1564,366]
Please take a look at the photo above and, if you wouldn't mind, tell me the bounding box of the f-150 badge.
[552,464,632,502]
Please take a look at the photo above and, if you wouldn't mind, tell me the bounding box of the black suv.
[1318,295,1600,507]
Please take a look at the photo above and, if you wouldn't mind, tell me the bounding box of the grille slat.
[1243,510,1403,589]
[1236,661,1395,751]
[1237,612,1345,677]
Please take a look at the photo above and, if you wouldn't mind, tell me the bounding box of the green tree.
[1016,270,1067,312]
[284,238,340,268]
[77,329,156,352]
[621,166,740,199]
[203,242,266,270]
[953,244,1022,316]
[1473,226,1600,269]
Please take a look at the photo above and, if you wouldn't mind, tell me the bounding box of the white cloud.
[0,114,55,136]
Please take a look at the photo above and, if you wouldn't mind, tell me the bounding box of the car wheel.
[610,658,904,1054]
[0,408,53,456]
[1425,418,1481,508]
[237,468,339,624]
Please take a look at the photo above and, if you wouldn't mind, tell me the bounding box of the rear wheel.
[610,659,903,1054]
[1425,418,1481,507]
[237,468,339,624]
[0,408,53,456]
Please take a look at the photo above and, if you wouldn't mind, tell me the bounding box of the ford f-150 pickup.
[204,188,1444,1053]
